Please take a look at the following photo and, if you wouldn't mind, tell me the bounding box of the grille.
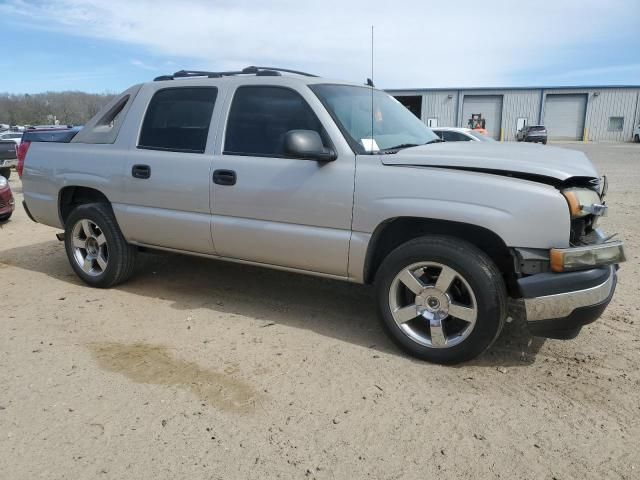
[0,201,6,208]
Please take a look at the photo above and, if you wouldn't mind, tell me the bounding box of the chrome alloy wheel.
[388,262,478,349]
[71,219,109,277]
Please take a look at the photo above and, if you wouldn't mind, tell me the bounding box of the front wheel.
[0,167,10,180]
[64,203,137,288]
[375,236,507,364]
[635,134,640,143]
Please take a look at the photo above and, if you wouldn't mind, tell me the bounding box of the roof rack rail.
[153,66,318,81]
[247,66,318,77]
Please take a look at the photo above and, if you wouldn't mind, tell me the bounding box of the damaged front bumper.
[513,233,624,339]
[518,265,617,339]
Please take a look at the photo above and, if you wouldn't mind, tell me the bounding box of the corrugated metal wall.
[389,86,640,142]
[422,91,458,127]
[583,88,638,141]
[500,90,541,141]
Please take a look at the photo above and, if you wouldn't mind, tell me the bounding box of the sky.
[0,0,639,94]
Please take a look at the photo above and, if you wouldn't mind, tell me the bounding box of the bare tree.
[0,91,116,126]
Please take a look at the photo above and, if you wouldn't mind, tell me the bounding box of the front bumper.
[518,265,617,339]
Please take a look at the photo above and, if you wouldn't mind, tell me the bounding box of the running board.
[55,232,65,241]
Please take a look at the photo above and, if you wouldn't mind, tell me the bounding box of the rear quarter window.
[138,87,218,153]
[72,84,142,144]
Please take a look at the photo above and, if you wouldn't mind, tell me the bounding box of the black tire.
[635,134,640,143]
[0,212,11,222]
[542,140,547,145]
[64,203,137,288]
[375,235,507,364]
[0,167,10,180]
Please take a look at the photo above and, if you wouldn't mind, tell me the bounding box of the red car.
[0,175,15,222]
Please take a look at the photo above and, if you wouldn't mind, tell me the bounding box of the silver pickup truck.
[20,66,625,364]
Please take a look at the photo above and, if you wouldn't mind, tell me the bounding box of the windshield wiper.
[380,143,420,152]
[379,139,442,153]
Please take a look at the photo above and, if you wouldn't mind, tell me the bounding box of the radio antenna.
[369,25,374,154]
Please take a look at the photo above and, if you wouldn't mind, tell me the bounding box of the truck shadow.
[0,240,545,367]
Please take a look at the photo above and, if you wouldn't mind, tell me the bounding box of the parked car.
[0,175,15,222]
[0,132,23,145]
[26,124,74,130]
[0,139,17,179]
[20,66,625,364]
[432,127,496,143]
[516,125,548,144]
[634,124,640,143]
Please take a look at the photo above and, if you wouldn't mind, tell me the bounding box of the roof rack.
[153,66,318,81]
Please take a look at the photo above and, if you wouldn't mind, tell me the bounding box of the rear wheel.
[0,168,10,180]
[64,203,137,288]
[375,236,506,364]
[635,134,640,143]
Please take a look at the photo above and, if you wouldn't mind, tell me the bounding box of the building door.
[462,95,503,140]
[516,117,527,131]
[544,94,587,141]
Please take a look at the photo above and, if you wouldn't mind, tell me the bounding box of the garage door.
[544,94,587,141]
[462,95,503,139]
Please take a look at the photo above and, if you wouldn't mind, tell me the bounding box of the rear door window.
[224,86,329,157]
[442,131,472,142]
[139,87,217,153]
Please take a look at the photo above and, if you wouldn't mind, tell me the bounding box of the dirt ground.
[1,143,638,479]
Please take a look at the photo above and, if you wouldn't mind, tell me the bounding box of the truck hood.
[380,142,598,182]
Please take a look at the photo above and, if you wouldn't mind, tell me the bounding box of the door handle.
[132,164,151,179]
[213,169,236,186]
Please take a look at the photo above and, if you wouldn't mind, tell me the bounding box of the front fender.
[353,163,570,249]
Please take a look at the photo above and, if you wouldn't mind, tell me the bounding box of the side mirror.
[284,130,336,162]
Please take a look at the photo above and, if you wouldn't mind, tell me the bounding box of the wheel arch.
[363,216,518,295]
[58,186,112,226]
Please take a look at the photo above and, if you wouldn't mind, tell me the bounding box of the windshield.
[310,84,439,153]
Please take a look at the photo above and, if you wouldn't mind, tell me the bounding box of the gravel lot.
[1,143,638,479]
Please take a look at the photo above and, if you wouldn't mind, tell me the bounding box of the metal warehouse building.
[387,86,640,142]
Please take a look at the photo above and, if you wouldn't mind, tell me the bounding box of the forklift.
[467,113,488,136]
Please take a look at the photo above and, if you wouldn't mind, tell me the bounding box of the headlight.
[0,176,7,188]
[561,187,607,218]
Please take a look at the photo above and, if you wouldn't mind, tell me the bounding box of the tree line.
[0,91,116,126]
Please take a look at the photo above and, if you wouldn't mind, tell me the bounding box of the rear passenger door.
[210,85,355,277]
[120,86,219,254]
